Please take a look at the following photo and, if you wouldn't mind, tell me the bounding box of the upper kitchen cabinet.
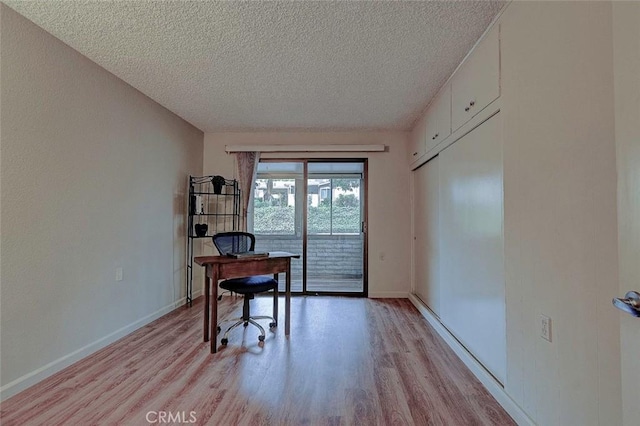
[425,84,452,153]
[409,83,451,167]
[451,25,500,132]
[409,112,428,164]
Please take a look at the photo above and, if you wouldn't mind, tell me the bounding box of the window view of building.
[253,178,361,235]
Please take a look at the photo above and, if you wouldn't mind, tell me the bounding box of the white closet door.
[439,112,505,384]
[413,156,440,317]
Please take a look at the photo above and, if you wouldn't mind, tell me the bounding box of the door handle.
[612,291,640,317]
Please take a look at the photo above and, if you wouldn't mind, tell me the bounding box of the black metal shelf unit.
[186,175,240,306]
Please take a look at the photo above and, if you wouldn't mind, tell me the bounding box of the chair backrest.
[212,232,255,255]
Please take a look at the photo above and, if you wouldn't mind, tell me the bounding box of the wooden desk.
[194,251,300,353]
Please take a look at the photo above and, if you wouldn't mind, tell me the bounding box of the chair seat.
[219,275,277,294]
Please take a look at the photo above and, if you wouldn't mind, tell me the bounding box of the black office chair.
[212,232,278,346]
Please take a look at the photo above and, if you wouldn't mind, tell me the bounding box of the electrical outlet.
[115,267,123,282]
[540,315,552,342]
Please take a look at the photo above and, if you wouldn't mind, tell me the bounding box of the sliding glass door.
[251,160,366,296]
[306,162,364,294]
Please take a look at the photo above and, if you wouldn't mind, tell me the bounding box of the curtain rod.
[225,144,386,153]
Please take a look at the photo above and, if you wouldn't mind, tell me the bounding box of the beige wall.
[501,2,620,425]
[613,2,640,425]
[0,5,203,399]
[203,132,411,298]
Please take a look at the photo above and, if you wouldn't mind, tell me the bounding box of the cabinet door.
[439,112,505,384]
[408,113,427,164]
[413,156,440,316]
[425,84,452,152]
[451,26,500,131]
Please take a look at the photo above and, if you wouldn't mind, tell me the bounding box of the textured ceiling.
[4,1,505,132]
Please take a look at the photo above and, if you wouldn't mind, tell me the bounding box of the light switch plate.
[540,315,552,342]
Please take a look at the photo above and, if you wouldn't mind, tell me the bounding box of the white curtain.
[235,152,260,231]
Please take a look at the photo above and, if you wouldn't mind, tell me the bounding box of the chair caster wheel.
[269,322,277,328]
[243,322,249,327]
[217,326,221,333]
[217,296,222,301]
[258,335,265,342]
[221,338,228,346]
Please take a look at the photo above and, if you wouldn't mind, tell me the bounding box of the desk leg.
[285,260,291,336]
[203,269,210,342]
[273,273,279,326]
[210,267,219,354]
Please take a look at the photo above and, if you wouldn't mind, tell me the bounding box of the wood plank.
[0,297,515,425]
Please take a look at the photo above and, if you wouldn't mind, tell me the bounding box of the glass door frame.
[256,158,368,297]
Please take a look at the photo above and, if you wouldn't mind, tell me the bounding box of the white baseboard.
[408,293,535,426]
[0,295,195,402]
[191,288,202,300]
[368,291,409,298]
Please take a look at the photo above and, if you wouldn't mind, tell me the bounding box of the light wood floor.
[1,296,515,425]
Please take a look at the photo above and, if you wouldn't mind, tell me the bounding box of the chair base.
[217,289,234,301]
[219,292,277,346]
[219,316,277,346]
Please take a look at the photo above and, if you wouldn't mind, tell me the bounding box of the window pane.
[253,178,295,235]
[307,178,331,234]
[307,177,361,235]
[332,178,361,234]
[257,162,304,175]
[308,162,364,174]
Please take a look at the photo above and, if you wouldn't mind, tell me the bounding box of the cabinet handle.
[412,152,417,156]
[432,133,439,140]
[465,100,476,112]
